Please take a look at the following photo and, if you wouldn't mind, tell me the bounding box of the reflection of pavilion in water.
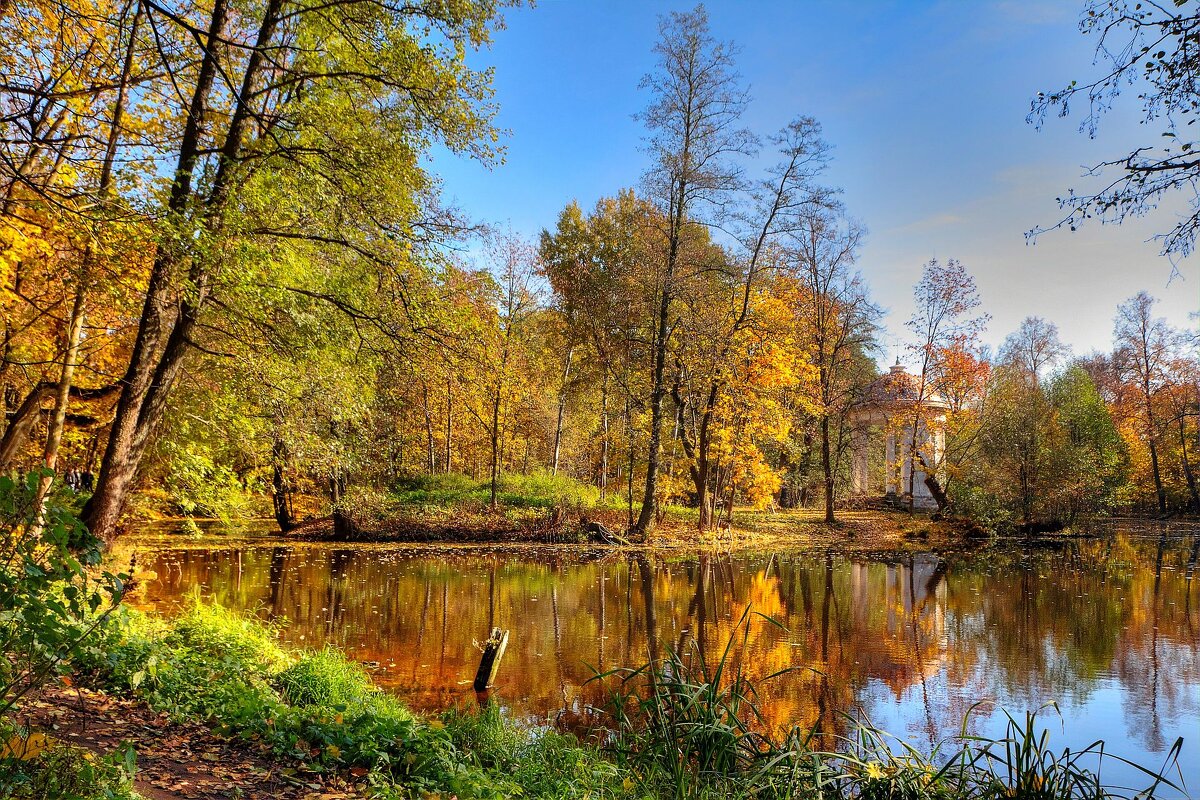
[850,554,947,691]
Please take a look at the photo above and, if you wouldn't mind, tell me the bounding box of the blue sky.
[431,0,1198,362]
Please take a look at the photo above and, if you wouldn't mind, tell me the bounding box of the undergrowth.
[78,600,633,799]
[391,470,602,511]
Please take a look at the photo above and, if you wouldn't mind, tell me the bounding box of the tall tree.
[905,258,988,511]
[1114,292,1172,512]
[633,4,755,535]
[787,209,877,524]
[670,119,838,530]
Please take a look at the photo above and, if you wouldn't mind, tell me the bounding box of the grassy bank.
[71,601,626,799]
[8,600,1182,799]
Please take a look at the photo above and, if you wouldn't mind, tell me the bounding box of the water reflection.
[125,526,1200,788]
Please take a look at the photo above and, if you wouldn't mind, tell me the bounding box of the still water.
[122,523,1200,793]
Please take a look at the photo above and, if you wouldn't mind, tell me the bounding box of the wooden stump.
[473,627,509,694]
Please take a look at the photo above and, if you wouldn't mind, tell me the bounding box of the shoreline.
[118,508,1200,557]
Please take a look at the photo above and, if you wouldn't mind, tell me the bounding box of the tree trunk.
[636,277,672,535]
[329,471,354,538]
[915,451,950,511]
[551,346,573,475]
[82,0,233,541]
[422,383,436,473]
[83,0,284,541]
[625,397,634,530]
[33,287,86,511]
[271,436,295,532]
[1148,435,1167,513]
[0,382,48,469]
[444,375,452,473]
[599,374,609,499]
[489,391,501,510]
[1178,415,1199,513]
[821,415,836,524]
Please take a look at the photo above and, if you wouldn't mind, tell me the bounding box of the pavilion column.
[851,426,868,494]
[898,425,914,495]
[884,428,897,495]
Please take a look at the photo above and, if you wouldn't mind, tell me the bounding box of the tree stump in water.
[583,520,617,544]
[473,627,509,695]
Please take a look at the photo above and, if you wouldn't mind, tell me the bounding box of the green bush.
[392,471,603,510]
[0,725,137,800]
[0,471,126,719]
[496,470,601,508]
[277,647,377,708]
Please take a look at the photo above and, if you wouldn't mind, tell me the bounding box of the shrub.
[496,470,601,508]
[0,725,137,800]
[0,471,126,720]
[277,647,377,708]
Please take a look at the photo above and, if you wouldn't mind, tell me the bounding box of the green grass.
[391,470,602,511]
[78,599,634,799]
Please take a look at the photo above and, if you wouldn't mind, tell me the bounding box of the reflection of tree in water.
[128,526,1199,762]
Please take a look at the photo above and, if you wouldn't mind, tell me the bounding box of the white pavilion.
[846,362,949,510]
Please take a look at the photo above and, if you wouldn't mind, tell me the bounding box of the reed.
[589,607,1187,800]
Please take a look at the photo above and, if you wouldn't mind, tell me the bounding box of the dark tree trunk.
[916,452,951,511]
[83,0,231,541]
[83,0,284,542]
[1148,436,1167,513]
[0,382,48,468]
[821,416,835,524]
[636,276,672,535]
[1178,415,1199,513]
[329,471,354,538]
[271,437,295,532]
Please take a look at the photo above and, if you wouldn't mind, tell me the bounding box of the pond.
[118,522,1200,794]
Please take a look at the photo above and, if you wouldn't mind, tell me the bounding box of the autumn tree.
[472,233,541,509]
[999,317,1070,384]
[0,0,153,508]
[904,258,989,511]
[541,192,661,516]
[1114,292,1173,512]
[1161,341,1200,512]
[633,5,756,535]
[786,209,877,523]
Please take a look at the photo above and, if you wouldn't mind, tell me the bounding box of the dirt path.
[19,684,361,800]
